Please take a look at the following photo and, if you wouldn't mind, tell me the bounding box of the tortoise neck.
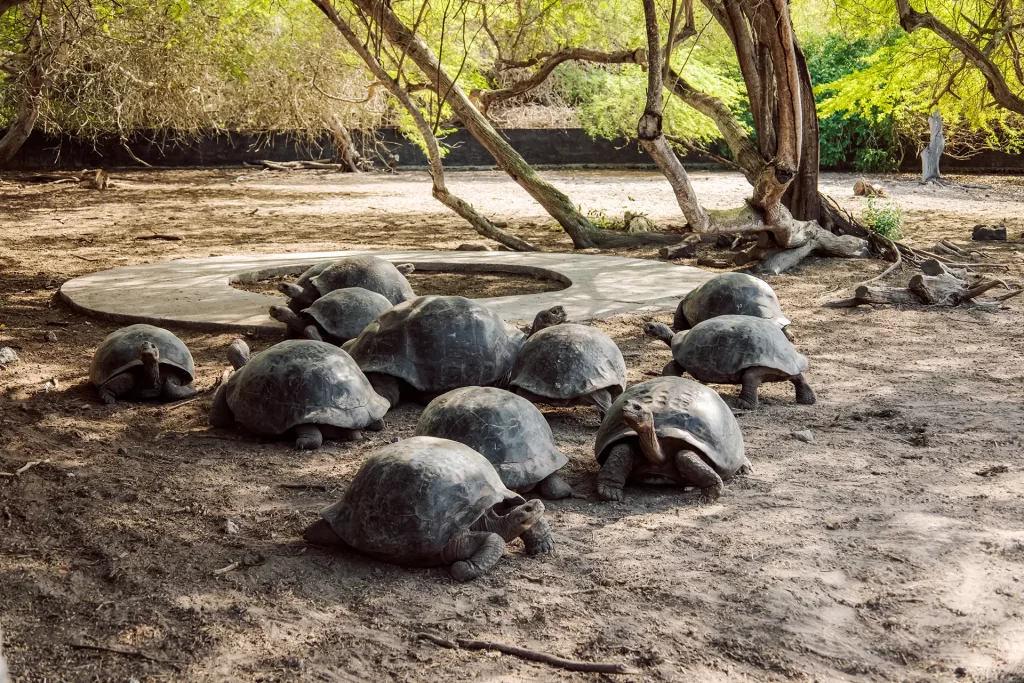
[141,357,161,391]
[624,414,666,465]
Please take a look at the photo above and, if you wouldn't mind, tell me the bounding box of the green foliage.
[863,197,904,240]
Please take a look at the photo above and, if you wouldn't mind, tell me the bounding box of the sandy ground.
[1,168,1024,682]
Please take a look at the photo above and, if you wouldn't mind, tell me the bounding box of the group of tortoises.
[87,256,815,581]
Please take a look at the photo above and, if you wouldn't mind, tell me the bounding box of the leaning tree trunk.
[311,0,535,251]
[342,0,682,249]
[0,23,47,166]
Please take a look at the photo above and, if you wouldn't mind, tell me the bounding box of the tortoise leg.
[661,360,684,377]
[538,472,573,500]
[209,383,234,428]
[366,373,400,408]
[737,457,754,475]
[442,531,507,582]
[294,424,324,450]
[302,518,345,546]
[320,426,364,443]
[161,374,196,402]
[586,389,613,417]
[597,443,636,502]
[303,325,324,342]
[365,419,385,432]
[98,373,136,404]
[737,367,769,410]
[520,518,555,555]
[674,450,724,503]
[792,373,817,405]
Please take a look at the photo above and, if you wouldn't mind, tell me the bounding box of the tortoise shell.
[310,255,414,305]
[510,324,626,401]
[303,287,392,343]
[674,272,790,331]
[673,315,807,384]
[595,376,745,476]
[285,261,332,312]
[321,436,524,565]
[222,339,388,436]
[415,387,568,490]
[90,324,195,387]
[346,296,525,394]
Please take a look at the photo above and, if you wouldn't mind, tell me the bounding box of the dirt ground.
[2,168,1024,683]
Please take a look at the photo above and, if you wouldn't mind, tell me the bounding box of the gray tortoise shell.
[672,315,807,384]
[303,287,393,343]
[346,296,526,393]
[310,255,414,305]
[510,323,627,400]
[414,387,569,490]
[223,339,388,436]
[321,436,524,565]
[90,324,195,387]
[675,272,790,331]
[594,376,746,476]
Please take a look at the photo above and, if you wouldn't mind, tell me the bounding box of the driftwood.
[754,242,815,276]
[920,258,967,279]
[135,234,184,241]
[827,268,1022,309]
[972,225,1007,241]
[853,179,886,197]
[659,240,697,260]
[415,633,637,675]
[254,160,348,171]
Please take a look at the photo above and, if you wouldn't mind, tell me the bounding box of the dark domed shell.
[673,315,806,384]
[414,387,568,490]
[346,296,525,393]
[224,339,388,436]
[510,324,626,401]
[595,376,745,476]
[286,261,332,311]
[304,287,392,342]
[90,324,195,387]
[675,272,789,330]
[321,436,522,564]
[310,255,414,305]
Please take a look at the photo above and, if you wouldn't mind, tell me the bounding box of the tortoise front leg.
[98,373,136,404]
[161,374,196,402]
[303,325,324,342]
[791,373,817,405]
[443,530,507,582]
[209,383,234,428]
[674,450,724,503]
[366,373,400,408]
[597,443,636,502]
[661,360,684,377]
[737,457,754,475]
[586,389,613,417]
[538,472,573,500]
[294,424,324,450]
[520,518,554,555]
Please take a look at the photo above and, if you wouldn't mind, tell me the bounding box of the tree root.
[415,632,638,674]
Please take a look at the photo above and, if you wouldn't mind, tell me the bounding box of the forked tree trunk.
[325,113,362,173]
[311,0,535,251]
[342,0,682,249]
[0,24,47,166]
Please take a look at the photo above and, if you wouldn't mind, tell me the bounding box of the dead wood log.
[972,224,1007,241]
[753,242,815,276]
[919,258,967,279]
[256,160,347,171]
[825,285,920,308]
[659,240,697,260]
[907,272,1007,306]
[415,633,637,675]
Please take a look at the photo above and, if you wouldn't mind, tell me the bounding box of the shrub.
[863,198,904,240]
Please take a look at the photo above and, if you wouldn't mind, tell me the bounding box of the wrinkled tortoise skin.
[285,261,332,312]
[310,255,414,305]
[304,287,392,343]
[90,324,195,387]
[321,436,526,565]
[510,324,627,401]
[346,296,526,394]
[222,339,389,436]
[414,387,568,491]
[672,315,807,384]
[595,376,746,477]
[674,272,790,331]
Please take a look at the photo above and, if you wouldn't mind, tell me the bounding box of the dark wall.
[4,126,1022,172]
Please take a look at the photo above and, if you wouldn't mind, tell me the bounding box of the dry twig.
[415,632,637,674]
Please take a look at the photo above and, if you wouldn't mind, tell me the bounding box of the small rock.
[791,429,814,444]
[954,667,967,678]
[44,331,58,343]
[455,243,492,251]
[974,464,1008,477]
[0,347,18,366]
[44,377,59,391]
[972,224,1006,241]
[117,446,127,455]
[222,519,239,535]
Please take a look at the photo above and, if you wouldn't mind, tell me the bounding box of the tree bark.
[922,110,944,182]
[0,22,47,166]
[310,0,536,251]
[325,113,361,172]
[341,0,681,248]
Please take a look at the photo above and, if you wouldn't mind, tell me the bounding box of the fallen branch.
[212,561,240,576]
[135,234,183,241]
[69,641,178,667]
[72,254,100,262]
[0,460,49,477]
[255,160,347,171]
[415,633,637,675]
[279,482,330,491]
[855,235,902,287]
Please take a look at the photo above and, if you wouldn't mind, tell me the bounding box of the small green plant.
[585,208,625,231]
[863,197,904,241]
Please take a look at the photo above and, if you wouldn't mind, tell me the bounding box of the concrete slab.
[59,250,712,333]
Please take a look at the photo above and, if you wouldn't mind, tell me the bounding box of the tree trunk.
[0,24,46,166]
[922,110,944,182]
[310,0,536,251]
[325,113,361,172]
[342,0,681,249]
[782,42,819,222]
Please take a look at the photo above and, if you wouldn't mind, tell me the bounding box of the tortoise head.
[643,322,674,346]
[395,263,415,275]
[277,281,307,300]
[138,341,160,367]
[487,499,545,542]
[303,518,345,546]
[227,338,251,370]
[621,399,654,431]
[529,305,567,335]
